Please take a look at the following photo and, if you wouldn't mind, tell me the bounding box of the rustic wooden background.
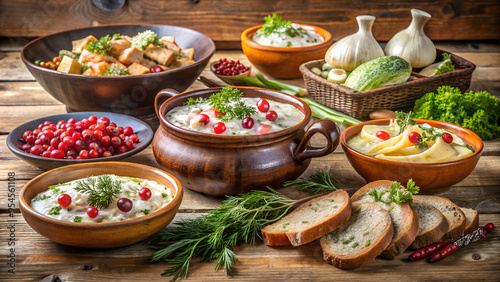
[1,0,499,49]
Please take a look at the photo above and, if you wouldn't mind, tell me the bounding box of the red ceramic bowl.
[241,24,332,79]
[341,119,483,193]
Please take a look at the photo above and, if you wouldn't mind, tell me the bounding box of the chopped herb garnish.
[74,216,82,223]
[183,97,206,106]
[415,125,443,149]
[352,242,359,248]
[49,183,69,195]
[85,34,114,55]
[466,144,476,153]
[103,64,130,76]
[48,206,62,215]
[368,179,419,205]
[34,60,41,66]
[161,192,168,198]
[257,13,306,39]
[75,175,122,209]
[341,235,355,245]
[81,63,90,73]
[365,240,371,247]
[33,194,50,202]
[142,209,150,215]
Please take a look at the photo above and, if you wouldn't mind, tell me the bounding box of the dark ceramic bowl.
[341,119,484,193]
[21,24,215,116]
[6,112,154,170]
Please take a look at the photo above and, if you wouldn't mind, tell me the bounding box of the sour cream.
[252,24,324,47]
[166,97,304,135]
[31,175,173,223]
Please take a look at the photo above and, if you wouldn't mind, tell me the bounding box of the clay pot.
[152,87,340,196]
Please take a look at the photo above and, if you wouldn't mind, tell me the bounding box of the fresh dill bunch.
[395,111,416,135]
[368,179,419,205]
[74,175,122,209]
[208,86,256,122]
[150,189,295,282]
[283,169,341,195]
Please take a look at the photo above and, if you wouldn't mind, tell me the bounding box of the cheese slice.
[375,137,457,163]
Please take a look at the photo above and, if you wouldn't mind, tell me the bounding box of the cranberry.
[101,135,111,146]
[88,142,99,151]
[199,114,210,125]
[21,143,32,151]
[82,129,94,140]
[57,142,68,152]
[408,132,422,144]
[89,149,99,159]
[102,150,112,157]
[257,99,270,112]
[72,132,82,140]
[484,222,495,233]
[242,117,254,129]
[123,126,134,136]
[139,188,152,200]
[266,111,278,122]
[79,149,89,159]
[65,127,76,136]
[213,59,249,76]
[73,139,86,151]
[66,149,77,158]
[213,122,226,134]
[88,115,98,125]
[50,149,65,159]
[124,140,134,150]
[117,198,133,212]
[376,131,391,140]
[129,134,139,143]
[42,130,54,140]
[62,136,75,147]
[150,65,164,73]
[117,145,128,154]
[441,132,453,144]
[67,117,77,124]
[111,136,122,147]
[30,145,43,155]
[93,130,104,140]
[86,207,99,218]
[42,151,51,158]
[106,126,119,136]
[256,124,271,134]
[57,194,72,208]
[97,116,110,126]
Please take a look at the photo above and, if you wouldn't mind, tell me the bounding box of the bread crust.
[350,180,419,259]
[320,203,394,269]
[461,207,479,234]
[262,190,352,246]
[410,199,449,249]
[413,195,466,241]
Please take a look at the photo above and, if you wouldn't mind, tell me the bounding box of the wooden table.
[1,38,499,281]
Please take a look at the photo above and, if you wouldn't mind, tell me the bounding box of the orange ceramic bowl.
[341,119,483,194]
[19,162,183,248]
[241,24,332,79]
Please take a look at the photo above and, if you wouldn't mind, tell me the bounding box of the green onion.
[300,98,362,126]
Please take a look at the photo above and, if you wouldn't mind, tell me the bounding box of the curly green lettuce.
[413,86,500,140]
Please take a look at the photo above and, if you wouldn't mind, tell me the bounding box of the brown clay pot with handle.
[152,87,340,196]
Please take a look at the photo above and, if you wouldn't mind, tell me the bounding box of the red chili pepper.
[408,240,452,260]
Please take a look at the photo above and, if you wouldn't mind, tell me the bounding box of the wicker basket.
[299,49,476,119]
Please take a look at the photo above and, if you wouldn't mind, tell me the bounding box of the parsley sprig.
[368,179,419,205]
[85,34,121,56]
[395,111,417,135]
[283,169,341,195]
[74,175,122,209]
[210,87,257,122]
[257,13,306,38]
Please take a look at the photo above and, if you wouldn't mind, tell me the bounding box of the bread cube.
[181,48,195,60]
[160,36,175,43]
[170,58,195,69]
[57,56,82,74]
[118,47,144,66]
[127,62,150,75]
[144,44,175,66]
[72,35,97,53]
[140,58,157,68]
[159,38,181,54]
[111,39,132,56]
[78,49,104,64]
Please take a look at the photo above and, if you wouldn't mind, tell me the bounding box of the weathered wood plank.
[0,214,498,280]
[0,52,34,81]
[0,0,499,41]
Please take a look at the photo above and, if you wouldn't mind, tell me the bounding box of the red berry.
[256,124,271,134]
[123,126,133,136]
[42,129,54,140]
[21,144,32,151]
[65,127,76,136]
[93,130,104,140]
[102,150,112,157]
[57,193,72,208]
[124,140,134,150]
[111,136,122,147]
[129,134,139,143]
[408,132,422,144]
[484,222,495,233]
[79,149,89,159]
[106,126,119,136]
[30,145,43,155]
[266,111,278,122]
[89,149,99,159]
[88,115,98,125]
[150,65,164,73]
[66,149,77,158]
[376,131,391,140]
[117,145,128,154]
[117,198,133,212]
[67,118,76,124]
[57,142,68,152]
[139,187,152,200]
[242,117,254,129]
[257,99,270,112]
[100,135,111,146]
[62,136,75,147]
[199,113,210,125]
[95,123,106,131]
[441,132,453,144]
[72,132,82,140]
[42,151,51,158]
[213,122,226,134]
[86,207,99,218]
[50,149,65,159]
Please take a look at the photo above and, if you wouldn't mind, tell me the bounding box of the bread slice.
[351,180,419,259]
[320,203,393,269]
[412,195,466,241]
[261,190,351,246]
[410,198,448,249]
[461,207,479,234]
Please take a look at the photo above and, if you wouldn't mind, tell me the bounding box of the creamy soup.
[31,175,173,223]
[166,97,304,136]
[252,24,324,47]
[347,121,474,163]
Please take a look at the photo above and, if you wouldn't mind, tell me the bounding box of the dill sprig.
[150,189,295,281]
[283,169,341,195]
[74,175,122,209]
[208,86,257,122]
[368,179,419,205]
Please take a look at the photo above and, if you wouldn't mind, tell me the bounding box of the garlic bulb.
[325,15,384,71]
[384,9,436,68]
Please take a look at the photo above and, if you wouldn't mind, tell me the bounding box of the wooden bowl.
[241,24,332,79]
[19,162,183,248]
[21,24,215,116]
[341,119,484,193]
[210,61,251,86]
[6,112,154,170]
[152,87,340,196]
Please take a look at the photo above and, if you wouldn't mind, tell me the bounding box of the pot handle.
[155,89,180,119]
[293,120,340,164]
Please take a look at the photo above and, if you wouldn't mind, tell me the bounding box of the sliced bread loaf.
[412,195,466,241]
[410,198,448,249]
[320,203,394,269]
[461,207,479,234]
[351,180,419,259]
[261,189,351,246]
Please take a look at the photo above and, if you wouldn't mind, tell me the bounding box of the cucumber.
[343,56,411,91]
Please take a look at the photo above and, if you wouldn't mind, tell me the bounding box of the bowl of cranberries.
[6,112,154,170]
[210,59,252,85]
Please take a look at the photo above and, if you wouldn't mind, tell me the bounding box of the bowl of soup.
[341,119,483,193]
[152,87,341,196]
